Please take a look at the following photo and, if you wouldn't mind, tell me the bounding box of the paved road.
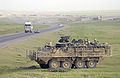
[0,26,64,48]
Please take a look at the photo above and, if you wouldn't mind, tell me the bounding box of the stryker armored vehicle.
[27,36,112,69]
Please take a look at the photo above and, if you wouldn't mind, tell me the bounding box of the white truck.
[24,21,33,33]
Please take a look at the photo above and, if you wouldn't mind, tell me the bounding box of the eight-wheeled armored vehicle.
[27,36,112,69]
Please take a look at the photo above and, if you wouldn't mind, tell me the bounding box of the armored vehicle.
[27,36,112,69]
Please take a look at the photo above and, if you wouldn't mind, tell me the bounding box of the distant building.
[92,16,102,21]
[113,17,120,21]
[29,14,37,16]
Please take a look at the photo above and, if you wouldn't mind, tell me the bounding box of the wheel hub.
[89,61,95,67]
[77,61,83,67]
[63,61,71,68]
[63,62,69,67]
[52,61,58,68]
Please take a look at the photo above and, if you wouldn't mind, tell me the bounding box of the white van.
[24,21,33,33]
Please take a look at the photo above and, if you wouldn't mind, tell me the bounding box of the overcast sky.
[0,0,120,12]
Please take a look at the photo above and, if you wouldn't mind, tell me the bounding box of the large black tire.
[30,30,32,33]
[49,59,60,69]
[61,59,72,69]
[75,60,85,69]
[25,31,27,33]
[86,61,97,68]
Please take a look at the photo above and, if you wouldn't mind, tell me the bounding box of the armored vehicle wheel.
[49,59,60,69]
[86,61,97,68]
[61,59,72,69]
[75,60,85,69]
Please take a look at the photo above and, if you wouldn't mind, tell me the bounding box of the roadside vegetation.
[0,20,120,78]
[0,24,49,35]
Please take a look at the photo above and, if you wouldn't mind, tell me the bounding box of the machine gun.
[58,36,70,43]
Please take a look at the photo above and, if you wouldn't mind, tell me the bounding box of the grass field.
[0,24,49,35]
[0,20,120,78]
